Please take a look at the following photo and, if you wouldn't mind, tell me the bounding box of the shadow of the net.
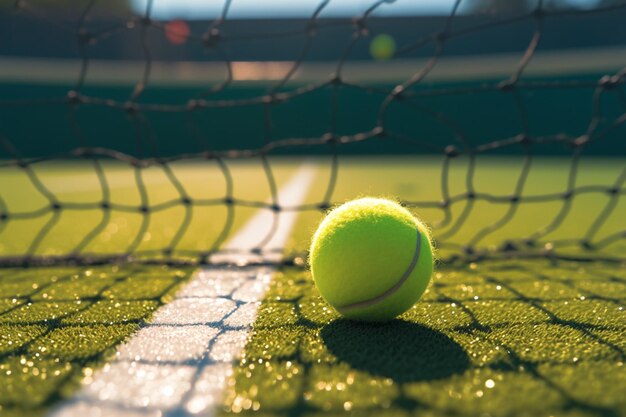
[321,319,470,383]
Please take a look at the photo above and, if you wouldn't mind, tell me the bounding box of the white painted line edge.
[49,163,316,417]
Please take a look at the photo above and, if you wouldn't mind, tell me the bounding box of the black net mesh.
[0,0,625,267]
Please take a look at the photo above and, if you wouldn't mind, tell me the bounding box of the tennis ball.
[309,197,434,322]
[370,34,396,61]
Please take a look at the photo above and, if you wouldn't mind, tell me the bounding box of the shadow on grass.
[321,319,470,383]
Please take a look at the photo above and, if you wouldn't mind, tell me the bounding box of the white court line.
[49,164,316,417]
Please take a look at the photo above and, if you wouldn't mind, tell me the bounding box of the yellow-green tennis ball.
[370,34,396,61]
[309,197,433,322]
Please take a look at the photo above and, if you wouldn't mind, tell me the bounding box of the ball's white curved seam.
[336,228,422,313]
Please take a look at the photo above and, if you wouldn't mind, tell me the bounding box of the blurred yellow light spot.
[370,34,396,61]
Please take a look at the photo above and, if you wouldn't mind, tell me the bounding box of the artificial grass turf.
[0,157,624,416]
[221,259,626,417]
[0,264,194,417]
[0,159,303,416]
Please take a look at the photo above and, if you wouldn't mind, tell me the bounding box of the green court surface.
[222,260,626,416]
[2,156,624,258]
[0,159,302,257]
[0,265,193,417]
[0,157,625,416]
[290,156,626,258]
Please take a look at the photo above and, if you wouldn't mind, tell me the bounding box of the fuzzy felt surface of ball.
[309,198,434,321]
